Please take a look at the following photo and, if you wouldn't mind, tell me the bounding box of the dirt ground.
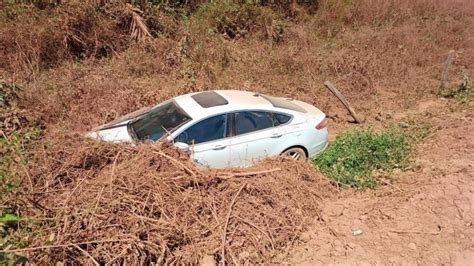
[2,1,474,264]
[289,101,474,265]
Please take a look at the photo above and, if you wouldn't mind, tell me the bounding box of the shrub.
[0,81,42,199]
[0,2,167,73]
[314,128,411,188]
[192,1,281,40]
[440,68,472,104]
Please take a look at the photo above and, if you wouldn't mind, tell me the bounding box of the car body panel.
[228,126,283,167]
[86,121,132,143]
[189,138,232,168]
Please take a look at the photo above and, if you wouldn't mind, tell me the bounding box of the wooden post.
[440,50,455,89]
[324,81,362,124]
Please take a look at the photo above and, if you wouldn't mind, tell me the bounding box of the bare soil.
[1,1,474,264]
[289,102,474,265]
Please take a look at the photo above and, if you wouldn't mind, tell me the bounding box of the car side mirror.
[175,142,190,152]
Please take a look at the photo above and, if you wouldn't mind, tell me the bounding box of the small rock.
[407,242,417,250]
[352,228,363,236]
[399,122,409,128]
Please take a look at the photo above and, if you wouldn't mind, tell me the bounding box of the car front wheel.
[283,147,307,161]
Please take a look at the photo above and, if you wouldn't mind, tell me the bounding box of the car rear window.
[235,111,274,136]
[274,113,291,125]
[260,95,307,113]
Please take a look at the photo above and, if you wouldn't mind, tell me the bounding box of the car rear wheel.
[283,147,307,161]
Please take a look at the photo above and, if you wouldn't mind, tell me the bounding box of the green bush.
[314,128,411,188]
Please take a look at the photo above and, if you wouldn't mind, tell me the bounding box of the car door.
[228,111,283,167]
[174,114,231,168]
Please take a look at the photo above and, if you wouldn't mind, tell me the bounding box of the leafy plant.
[1,213,28,265]
[1,81,42,199]
[314,127,411,188]
[1,129,42,198]
[440,68,472,104]
[0,214,19,224]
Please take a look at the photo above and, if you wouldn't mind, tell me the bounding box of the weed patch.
[440,69,472,104]
[314,128,411,189]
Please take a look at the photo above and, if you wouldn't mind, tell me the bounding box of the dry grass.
[1,0,474,264]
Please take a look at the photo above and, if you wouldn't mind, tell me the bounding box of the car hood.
[86,120,133,143]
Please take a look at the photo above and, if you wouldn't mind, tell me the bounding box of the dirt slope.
[289,103,474,265]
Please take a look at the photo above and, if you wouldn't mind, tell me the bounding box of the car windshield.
[129,100,191,141]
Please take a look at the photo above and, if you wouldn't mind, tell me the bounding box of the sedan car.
[87,90,328,168]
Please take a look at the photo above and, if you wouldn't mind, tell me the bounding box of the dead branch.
[154,151,197,178]
[219,168,281,178]
[1,238,136,253]
[378,179,403,192]
[389,226,442,235]
[324,81,362,123]
[236,216,275,251]
[221,183,246,265]
[63,176,87,206]
[71,244,100,266]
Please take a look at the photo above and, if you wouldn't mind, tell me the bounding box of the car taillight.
[316,118,328,130]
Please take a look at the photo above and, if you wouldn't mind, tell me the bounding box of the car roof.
[173,90,275,120]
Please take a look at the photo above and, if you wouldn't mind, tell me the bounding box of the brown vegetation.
[6,137,332,264]
[1,0,473,264]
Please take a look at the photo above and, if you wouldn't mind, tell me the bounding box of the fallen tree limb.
[219,168,281,178]
[324,81,362,123]
[221,183,246,265]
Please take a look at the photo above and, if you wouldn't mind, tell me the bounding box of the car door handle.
[271,133,282,138]
[213,144,226,150]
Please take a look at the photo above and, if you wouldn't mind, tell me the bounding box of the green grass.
[314,127,411,189]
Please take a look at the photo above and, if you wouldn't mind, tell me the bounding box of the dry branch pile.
[5,135,334,264]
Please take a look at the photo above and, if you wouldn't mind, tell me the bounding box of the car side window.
[273,113,291,125]
[175,114,227,145]
[235,111,274,136]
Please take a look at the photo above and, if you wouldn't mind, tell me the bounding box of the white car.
[87,90,328,168]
